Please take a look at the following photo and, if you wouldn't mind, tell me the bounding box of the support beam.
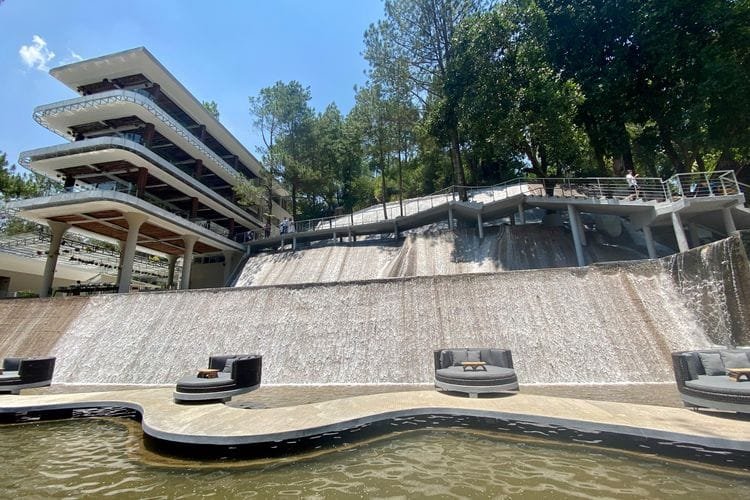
[477,213,484,239]
[574,209,587,246]
[190,198,199,220]
[448,204,454,230]
[167,255,177,289]
[193,159,204,178]
[642,225,657,259]
[118,212,149,293]
[671,212,690,253]
[722,207,738,235]
[688,223,701,248]
[567,205,585,267]
[180,235,198,290]
[223,250,240,284]
[39,221,70,298]
[142,123,155,147]
[136,167,148,198]
[518,204,526,225]
[116,240,125,285]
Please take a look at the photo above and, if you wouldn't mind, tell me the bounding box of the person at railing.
[625,170,639,200]
[264,221,271,238]
[280,217,289,234]
[63,175,76,193]
[288,218,296,233]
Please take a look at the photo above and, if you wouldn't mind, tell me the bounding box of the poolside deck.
[1,388,749,465]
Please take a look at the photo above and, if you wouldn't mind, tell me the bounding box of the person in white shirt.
[625,169,639,200]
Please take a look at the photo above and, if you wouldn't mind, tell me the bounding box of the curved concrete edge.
[1,389,749,457]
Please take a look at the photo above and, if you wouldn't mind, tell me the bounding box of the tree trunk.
[448,127,467,201]
[397,149,404,217]
[380,150,388,220]
[656,121,685,173]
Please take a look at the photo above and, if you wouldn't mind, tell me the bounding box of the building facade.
[11,47,288,295]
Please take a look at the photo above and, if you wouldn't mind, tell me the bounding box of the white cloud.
[69,50,83,62]
[19,35,56,71]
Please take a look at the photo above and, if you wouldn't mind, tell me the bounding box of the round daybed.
[174,354,262,404]
[434,348,519,397]
[672,349,750,413]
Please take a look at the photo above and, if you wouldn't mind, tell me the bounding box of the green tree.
[447,1,590,182]
[365,0,490,199]
[201,100,220,120]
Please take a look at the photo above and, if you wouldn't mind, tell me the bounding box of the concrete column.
[180,234,198,290]
[567,205,585,267]
[116,240,126,285]
[222,250,241,283]
[393,221,398,239]
[574,209,587,246]
[642,225,657,259]
[518,204,526,225]
[722,207,738,235]
[292,236,297,251]
[688,222,702,248]
[448,204,454,230]
[118,213,149,293]
[39,221,70,298]
[477,213,484,239]
[671,212,690,253]
[167,255,177,289]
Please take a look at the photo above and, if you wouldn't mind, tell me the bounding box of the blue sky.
[0,0,384,171]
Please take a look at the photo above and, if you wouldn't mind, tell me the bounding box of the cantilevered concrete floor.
[1,389,749,464]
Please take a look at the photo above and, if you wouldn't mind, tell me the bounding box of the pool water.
[1,418,749,498]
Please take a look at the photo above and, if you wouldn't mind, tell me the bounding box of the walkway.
[1,389,748,466]
[247,171,748,268]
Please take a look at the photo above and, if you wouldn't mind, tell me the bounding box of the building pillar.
[722,207,738,235]
[167,255,177,289]
[223,250,240,283]
[116,240,126,285]
[567,205,585,267]
[448,204,454,230]
[393,221,398,239]
[118,213,149,293]
[142,123,155,147]
[574,209,587,246]
[39,221,70,298]
[642,225,657,259]
[518,204,526,225]
[688,222,701,248]
[477,213,484,239]
[190,197,199,220]
[136,167,148,198]
[671,212,690,253]
[193,159,204,178]
[180,235,198,290]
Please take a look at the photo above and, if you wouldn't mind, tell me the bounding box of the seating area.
[0,357,56,395]
[174,354,262,404]
[672,348,750,413]
[434,348,519,397]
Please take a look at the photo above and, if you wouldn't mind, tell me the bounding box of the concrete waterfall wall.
[1,232,747,386]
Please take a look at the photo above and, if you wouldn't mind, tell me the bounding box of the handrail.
[265,171,740,240]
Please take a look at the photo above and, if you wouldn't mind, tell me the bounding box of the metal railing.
[260,170,741,240]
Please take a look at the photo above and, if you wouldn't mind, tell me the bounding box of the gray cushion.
[720,351,750,369]
[467,350,481,362]
[698,352,725,376]
[176,373,234,393]
[451,350,469,366]
[685,375,750,396]
[439,350,453,368]
[222,358,236,374]
[436,365,517,386]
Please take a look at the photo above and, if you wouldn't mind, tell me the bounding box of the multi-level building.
[10,47,288,296]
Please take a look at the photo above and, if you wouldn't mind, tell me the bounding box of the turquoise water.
[1,417,749,498]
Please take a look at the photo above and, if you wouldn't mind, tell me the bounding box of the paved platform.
[1,389,749,464]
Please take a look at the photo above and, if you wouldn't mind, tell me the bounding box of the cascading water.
[2,229,747,387]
